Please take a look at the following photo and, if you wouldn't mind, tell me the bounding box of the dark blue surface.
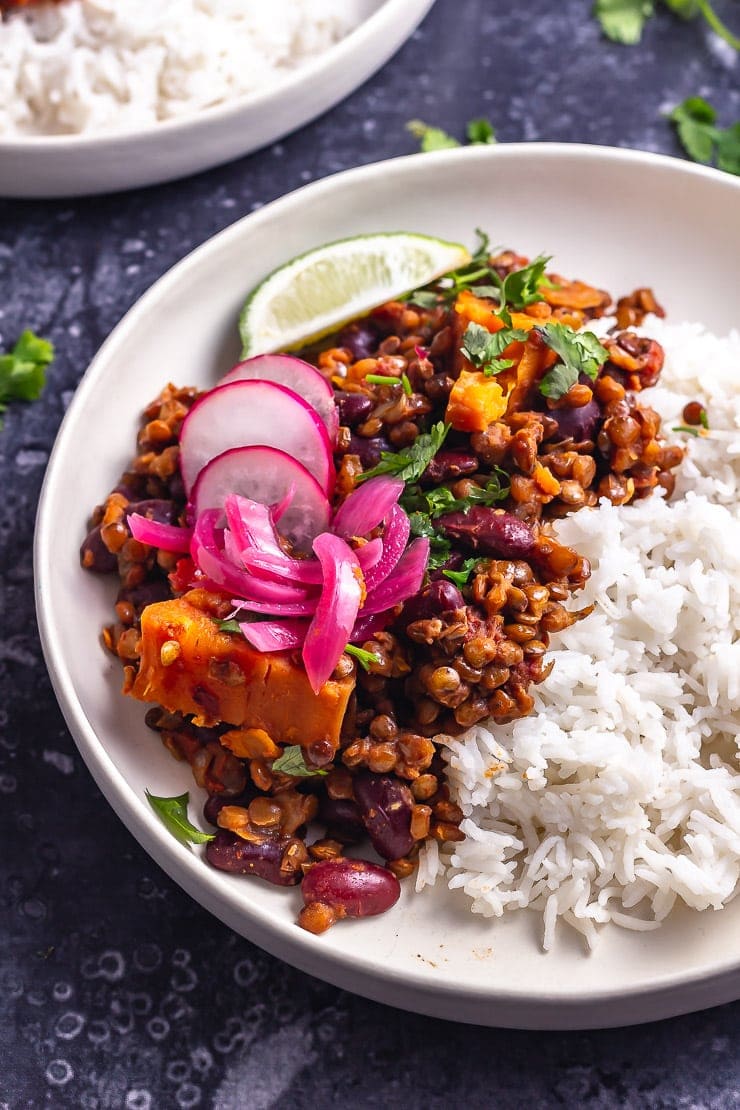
[1,1,739,1105]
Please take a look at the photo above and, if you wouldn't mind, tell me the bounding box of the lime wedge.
[238,232,471,356]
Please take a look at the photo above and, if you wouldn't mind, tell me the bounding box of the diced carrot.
[533,463,561,497]
[446,370,508,433]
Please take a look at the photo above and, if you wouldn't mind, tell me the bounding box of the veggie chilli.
[81,242,685,932]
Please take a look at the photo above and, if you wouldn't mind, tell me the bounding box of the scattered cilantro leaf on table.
[595,0,740,48]
[271,745,328,777]
[145,790,215,846]
[536,323,609,400]
[669,97,740,174]
[466,118,497,144]
[407,117,497,153]
[594,0,655,44]
[0,329,54,427]
[358,421,450,484]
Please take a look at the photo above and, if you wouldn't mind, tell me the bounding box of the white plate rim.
[0,0,433,152]
[34,143,740,1028]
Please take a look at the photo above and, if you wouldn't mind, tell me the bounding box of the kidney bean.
[80,526,118,573]
[205,830,305,886]
[421,450,478,486]
[401,580,465,624]
[301,858,400,919]
[548,399,601,443]
[352,772,415,860]
[337,322,378,361]
[335,391,374,428]
[437,507,535,559]
[318,796,365,844]
[347,433,390,469]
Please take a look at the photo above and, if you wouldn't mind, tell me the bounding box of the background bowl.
[0,0,434,198]
[35,144,740,1028]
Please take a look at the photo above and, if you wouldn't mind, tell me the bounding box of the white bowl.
[0,0,434,198]
[35,144,740,1028]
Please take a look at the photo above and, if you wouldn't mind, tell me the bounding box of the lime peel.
[239,232,471,356]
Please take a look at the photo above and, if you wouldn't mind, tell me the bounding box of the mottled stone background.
[1,0,739,1106]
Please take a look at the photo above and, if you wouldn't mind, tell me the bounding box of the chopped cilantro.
[403,471,509,572]
[345,643,380,671]
[466,118,497,145]
[537,323,609,400]
[669,97,740,174]
[358,421,450,484]
[594,0,654,43]
[460,322,528,376]
[215,618,242,634]
[271,745,328,778]
[408,290,440,310]
[672,424,702,436]
[497,255,553,317]
[407,118,497,153]
[700,408,710,429]
[442,558,480,587]
[366,373,404,388]
[0,329,54,427]
[145,790,215,846]
[595,0,740,50]
[406,119,460,152]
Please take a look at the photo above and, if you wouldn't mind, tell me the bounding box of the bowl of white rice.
[35,143,740,1028]
[0,0,435,197]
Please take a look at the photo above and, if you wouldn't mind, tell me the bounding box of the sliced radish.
[191,447,330,552]
[221,355,339,444]
[179,380,334,497]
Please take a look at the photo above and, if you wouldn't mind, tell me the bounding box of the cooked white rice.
[417,317,740,951]
[0,0,358,136]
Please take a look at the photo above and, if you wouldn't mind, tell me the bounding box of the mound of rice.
[418,318,740,950]
[0,0,357,136]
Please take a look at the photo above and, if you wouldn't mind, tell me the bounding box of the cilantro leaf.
[0,329,54,426]
[466,118,496,145]
[669,96,717,164]
[594,0,655,43]
[407,119,460,152]
[669,97,740,174]
[215,618,243,634]
[717,122,740,174]
[470,228,492,265]
[271,745,328,778]
[358,421,450,484]
[597,0,740,51]
[460,322,528,376]
[146,790,215,846]
[408,290,439,310]
[499,255,553,312]
[345,644,380,671]
[537,323,609,400]
[407,120,497,153]
[442,558,480,588]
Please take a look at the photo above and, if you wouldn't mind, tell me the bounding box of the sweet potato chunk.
[130,595,354,750]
